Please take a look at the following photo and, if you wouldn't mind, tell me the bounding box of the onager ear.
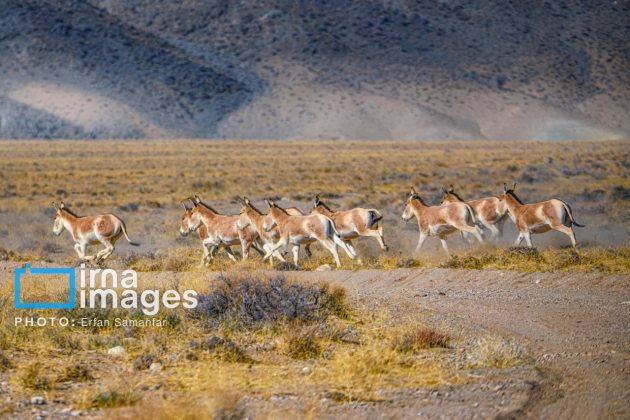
[503,183,508,193]
[243,196,250,205]
[194,195,202,204]
[60,201,66,209]
[186,197,197,207]
[512,182,517,191]
[448,185,455,193]
[410,186,418,196]
[266,199,276,208]
[441,187,447,194]
[180,201,189,210]
[314,195,321,206]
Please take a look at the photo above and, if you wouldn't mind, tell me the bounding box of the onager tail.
[120,221,140,246]
[463,204,478,225]
[560,201,585,227]
[464,204,483,235]
[366,210,383,230]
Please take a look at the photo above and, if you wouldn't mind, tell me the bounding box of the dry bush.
[58,362,94,382]
[0,350,11,371]
[392,326,450,353]
[136,390,245,420]
[133,352,157,371]
[283,326,322,360]
[189,336,254,363]
[46,328,82,351]
[89,384,139,408]
[436,246,630,273]
[190,274,349,327]
[15,363,54,390]
[467,337,525,368]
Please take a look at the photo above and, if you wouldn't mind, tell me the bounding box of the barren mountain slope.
[1,0,629,139]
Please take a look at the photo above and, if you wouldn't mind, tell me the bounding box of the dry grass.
[0,139,623,415]
[466,337,526,369]
[0,139,628,271]
[438,246,630,273]
[393,326,451,353]
[0,271,492,416]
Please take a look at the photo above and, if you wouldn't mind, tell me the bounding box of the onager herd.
[51,183,584,267]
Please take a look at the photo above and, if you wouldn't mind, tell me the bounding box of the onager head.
[52,201,71,236]
[311,195,333,216]
[263,199,286,231]
[440,185,464,205]
[237,197,256,230]
[402,187,422,222]
[179,198,202,236]
[500,182,520,204]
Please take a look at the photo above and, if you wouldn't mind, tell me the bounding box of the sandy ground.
[1,264,628,418]
[274,268,630,418]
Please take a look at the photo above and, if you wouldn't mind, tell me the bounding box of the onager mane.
[315,197,334,213]
[245,201,265,215]
[60,206,80,218]
[505,190,524,205]
[447,191,465,202]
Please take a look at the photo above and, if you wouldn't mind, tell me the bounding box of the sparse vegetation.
[439,246,630,273]
[89,386,139,408]
[467,337,526,369]
[0,271,492,415]
[284,326,322,360]
[0,140,628,272]
[393,326,450,353]
[16,363,54,390]
[0,139,626,416]
[191,274,349,327]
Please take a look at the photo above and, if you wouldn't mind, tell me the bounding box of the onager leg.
[364,229,388,251]
[77,242,95,261]
[321,239,342,267]
[344,240,363,265]
[344,240,357,259]
[241,240,250,261]
[487,224,500,243]
[523,231,533,247]
[514,232,524,247]
[95,239,115,262]
[74,243,83,259]
[264,236,288,261]
[460,231,472,248]
[332,235,356,259]
[251,241,265,256]
[438,234,450,256]
[414,232,428,254]
[456,224,484,245]
[554,225,577,248]
[223,246,238,262]
[200,244,211,267]
[304,244,313,258]
[263,243,286,265]
[291,244,300,267]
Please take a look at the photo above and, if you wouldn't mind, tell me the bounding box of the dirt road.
[285,268,630,418]
[1,263,628,418]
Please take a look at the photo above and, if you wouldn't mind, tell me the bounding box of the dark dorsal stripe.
[507,190,524,205]
[316,199,334,213]
[61,207,79,218]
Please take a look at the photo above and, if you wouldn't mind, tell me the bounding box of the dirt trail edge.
[286,268,630,419]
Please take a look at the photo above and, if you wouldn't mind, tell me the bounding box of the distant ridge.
[1,0,628,140]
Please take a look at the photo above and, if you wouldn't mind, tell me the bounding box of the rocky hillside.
[1,0,628,140]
